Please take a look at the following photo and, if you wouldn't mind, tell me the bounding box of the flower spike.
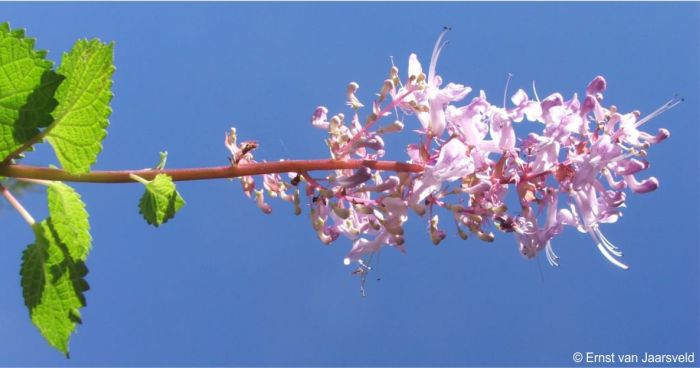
[227,29,677,293]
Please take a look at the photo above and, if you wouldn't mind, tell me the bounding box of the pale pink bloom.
[487,107,516,151]
[540,93,585,141]
[569,186,628,269]
[570,135,622,190]
[468,90,539,153]
[399,29,471,137]
[514,192,565,266]
[525,134,560,176]
[410,138,474,208]
[446,91,490,146]
[509,89,542,123]
[341,198,408,264]
[344,233,391,266]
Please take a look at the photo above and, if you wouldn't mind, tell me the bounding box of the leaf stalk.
[0,183,36,225]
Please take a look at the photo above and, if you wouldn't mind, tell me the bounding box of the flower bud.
[311,106,330,130]
[254,190,272,214]
[332,204,350,219]
[624,175,659,193]
[478,231,495,242]
[377,120,404,134]
[429,215,446,245]
[378,79,395,103]
[346,82,364,109]
[457,227,468,240]
[336,167,372,188]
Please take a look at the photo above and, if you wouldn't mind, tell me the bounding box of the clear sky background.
[0,2,698,366]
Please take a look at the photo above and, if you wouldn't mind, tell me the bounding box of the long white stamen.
[358,258,372,270]
[590,230,629,270]
[428,27,451,85]
[545,241,560,267]
[595,242,629,270]
[635,95,683,127]
[532,80,541,103]
[594,227,622,257]
[503,73,513,107]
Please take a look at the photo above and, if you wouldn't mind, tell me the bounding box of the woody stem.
[0,160,424,184]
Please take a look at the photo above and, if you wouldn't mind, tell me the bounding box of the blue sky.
[0,2,698,366]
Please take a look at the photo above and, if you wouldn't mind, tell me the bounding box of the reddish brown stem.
[0,160,424,184]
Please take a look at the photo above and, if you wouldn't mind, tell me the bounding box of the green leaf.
[0,22,60,161]
[46,39,114,174]
[137,173,185,227]
[47,182,91,261]
[20,183,92,356]
[20,220,89,357]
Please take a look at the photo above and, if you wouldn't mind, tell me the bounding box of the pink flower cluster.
[228,29,678,279]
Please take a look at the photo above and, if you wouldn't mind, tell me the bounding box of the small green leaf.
[0,22,60,161]
[20,220,89,357]
[137,174,185,227]
[155,151,168,170]
[46,39,115,174]
[47,182,91,261]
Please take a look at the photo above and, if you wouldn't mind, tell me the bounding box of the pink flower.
[342,196,409,265]
[410,138,474,209]
[509,89,542,123]
[228,32,678,286]
[514,191,565,266]
[569,186,629,269]
[446,91,490,146]
[397,28,471,137]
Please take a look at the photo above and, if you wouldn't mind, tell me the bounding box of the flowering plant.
[0,24,679,356]
[235,28,678,280]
